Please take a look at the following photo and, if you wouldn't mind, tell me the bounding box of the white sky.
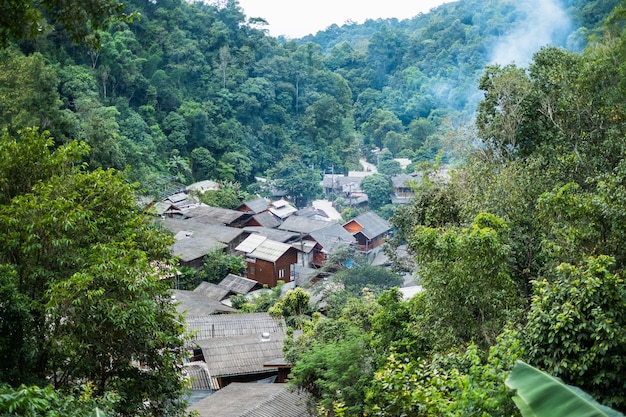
[237,0,455,38]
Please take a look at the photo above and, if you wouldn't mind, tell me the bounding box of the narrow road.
[359,158,377,173]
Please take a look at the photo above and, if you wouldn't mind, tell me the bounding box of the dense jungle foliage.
[0,0,618,197]
[280,2,626,416]
[2,0,626,416]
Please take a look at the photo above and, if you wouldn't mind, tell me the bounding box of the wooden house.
[235,235,298,287]
[306,223,356,267]
[244,211,282,228]
[343,211,391,256]
[390,173,421,204]
[194,332,286,389]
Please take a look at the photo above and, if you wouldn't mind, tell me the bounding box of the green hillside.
[0,0,617,194]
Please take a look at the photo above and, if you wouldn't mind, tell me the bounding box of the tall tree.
[0,129,187,416]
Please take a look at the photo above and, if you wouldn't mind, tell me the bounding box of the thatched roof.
[188,382,312,417]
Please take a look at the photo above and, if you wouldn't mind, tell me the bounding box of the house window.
[279,269,284,279]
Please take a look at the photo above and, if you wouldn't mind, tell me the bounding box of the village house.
[170,234,226,269]
[305,223,356,268]
[161,217,250,254]
[235,234,298,287]
[390,172,421,204]
[343,211,392,257]
[184,205,253,228]
[182,313,287,390]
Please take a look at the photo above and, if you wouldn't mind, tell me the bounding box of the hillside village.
[148,166,422,414]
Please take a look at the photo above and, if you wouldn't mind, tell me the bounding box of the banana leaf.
[91,407,107,417]
[505,360,624,417]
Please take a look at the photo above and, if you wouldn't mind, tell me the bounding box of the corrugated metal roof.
[185,313,285,340]
[308,223,356,253]
[161,218,247,244]
[185,205,252,225]
[249,211,281,228]
[172,290,236,316]
[196,332,285,378]
[238,197,270,214]
[235,234,267,253]
[242,227,299,243]
[188,382,312,417]
[194,282,230,301]
[170,237,226,262]
[347,211,391,240]
[278,216,332,234]
[218,274,259,294]
[249,240,293,263]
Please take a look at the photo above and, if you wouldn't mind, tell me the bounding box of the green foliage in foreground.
[0,129,188,417]
[0,383,116,417]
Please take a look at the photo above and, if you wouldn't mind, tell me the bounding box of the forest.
[2,0,626,415]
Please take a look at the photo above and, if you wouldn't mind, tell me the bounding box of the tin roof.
[308,223,356,253]
[194,282,230,301]
[237,197,270,214]
[171,290,236,316]
[248,240,294,263]
[345,211,391,240]
[242,227,299,243]
[170,237,226,263]
[249,211,281,228]
[235,234,267,253]
[188,382,312,417]
[184,205,252,225]
[196,332,286,379]
[185,312,285,340]
[278,216,332,234]
[218,274,260,294]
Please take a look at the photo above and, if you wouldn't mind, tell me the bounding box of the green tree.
[361,173,392,210]
[267,155,322,207]
[0,383,116,417]
[268,287,311,329]
[196,249,246,286]
[523,255,626,412]
[366,330,524,417]
[0,129,187,417]
[196,180,248,209]
[0,0,130,46]
[409,213,522,349]
[333,264,403,296]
